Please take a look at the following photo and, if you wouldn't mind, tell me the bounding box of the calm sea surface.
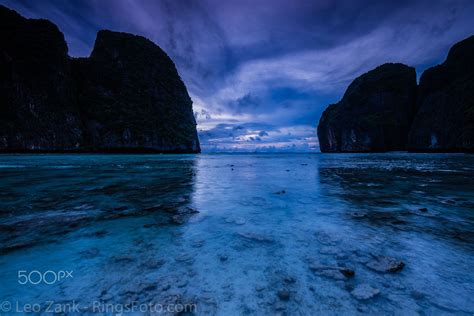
[0,153,473,314]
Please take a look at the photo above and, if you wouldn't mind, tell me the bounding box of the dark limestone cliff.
[317,36,474,153]
[0,5,83,151]
[0,6,200,153]
[73,31,200,153]
[317,63,417,152]
[408,36,474,152]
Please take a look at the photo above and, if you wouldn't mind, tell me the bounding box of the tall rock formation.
[317,63,417,152]
[0,5,200,153]
[0,5,83,151]
[73,30,200,153]
[408,36,474,152]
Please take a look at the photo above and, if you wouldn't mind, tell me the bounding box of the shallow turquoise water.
[0,153,473,315]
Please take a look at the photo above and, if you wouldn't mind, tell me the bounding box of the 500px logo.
[18,270,73,285]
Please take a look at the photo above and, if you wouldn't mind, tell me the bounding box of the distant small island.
[0,5,200,153]
[317,35,474,153]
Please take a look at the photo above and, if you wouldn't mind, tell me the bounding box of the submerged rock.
[351,284,380,300]
[339,268,355,277]
[237,232,274,243]
[219,255,228,262]
[315,269,346,280]
[174,253,195,264]
[141,259,166,269]
[255,284,266,292]
[410,289,426,300]
[225,217,246,225]
[176,279,188,288]
[87,230,108,238]
[366,256,405,273]
[309,264,355,279]
[317,63,417,152]
[192,239,205,248]
[234,217,247,225]
[283,276,296,284]
[408,35,474,152]
[138,282,157,292]
[277,290,290,301]
[315,231,341,245]
[319,246,339,255]
[171,207,199,224]
[79,247,100,259]
[112,255,135,263]
[350,212,368,218]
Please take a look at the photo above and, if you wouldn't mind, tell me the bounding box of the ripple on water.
[0,153,473,314]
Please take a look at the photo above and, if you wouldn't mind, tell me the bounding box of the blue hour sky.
[2,0,474,152]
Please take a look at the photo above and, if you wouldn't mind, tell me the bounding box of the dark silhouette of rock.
[317,36,474,153]
[317,63,417,152]
[72,30,200,153]
[0,5,200,153]
[0,5,83,151]
[408,35,474,152]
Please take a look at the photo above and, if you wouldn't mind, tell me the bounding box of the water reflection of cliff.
[317,154,474,247]
[0,155,197,253]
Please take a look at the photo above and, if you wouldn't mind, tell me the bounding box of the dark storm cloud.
[199,123,273,142]
[227,93,261,115]
[2,0,473,151]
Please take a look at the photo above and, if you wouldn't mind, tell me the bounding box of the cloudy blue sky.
[2,0,474,152]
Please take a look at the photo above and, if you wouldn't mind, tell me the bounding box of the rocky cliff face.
[0,5,83,151]
[317,36,474,153]
[73,31,200,153]
[317,63,417,152]
[0,5,200,153]
[407,36,474,152]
